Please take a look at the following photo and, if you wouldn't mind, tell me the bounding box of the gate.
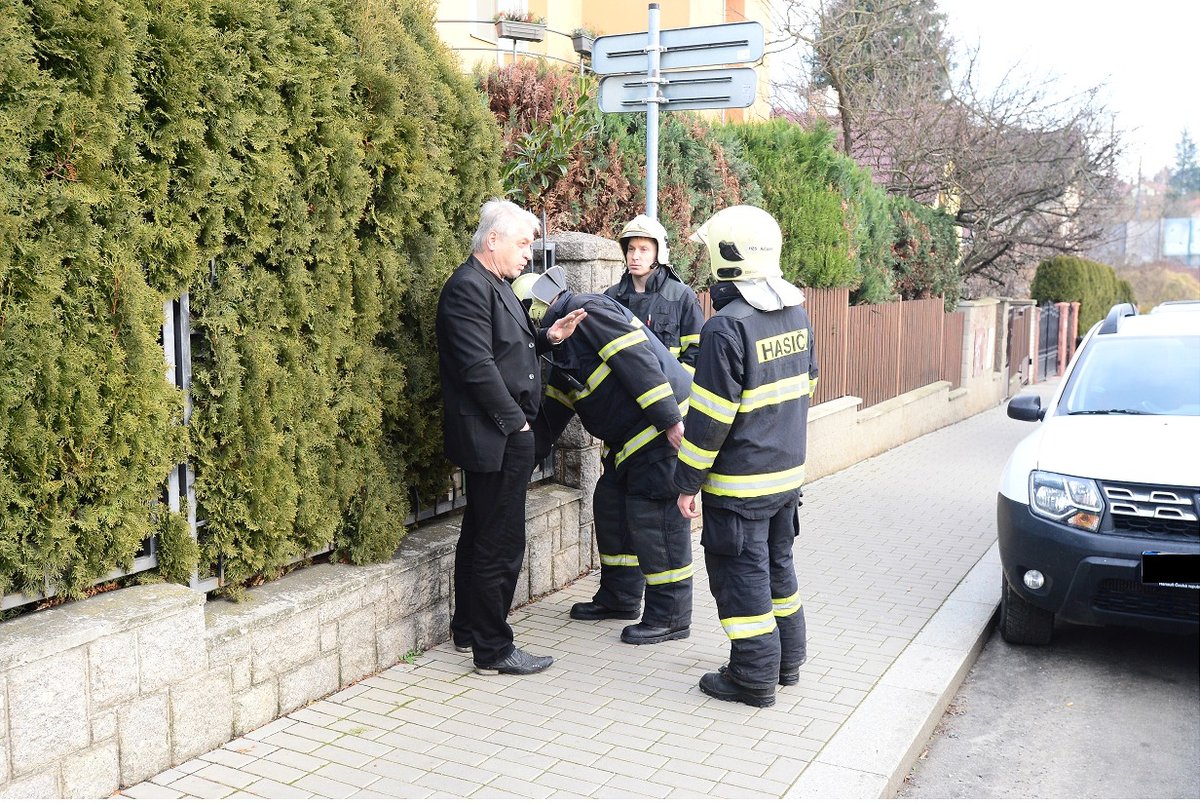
[1007,305,1033,386]
[1037,304,1061,381]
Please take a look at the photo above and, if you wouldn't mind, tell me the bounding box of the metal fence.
[1037,303,1062,382]
[2,293,553,612]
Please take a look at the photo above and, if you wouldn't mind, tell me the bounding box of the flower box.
[495,19,546,42]
[571,33,594,56]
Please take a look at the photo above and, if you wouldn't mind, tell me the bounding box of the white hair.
[471,198,540,255]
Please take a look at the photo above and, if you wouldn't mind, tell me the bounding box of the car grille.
[1093,579,1200,622]
[1101,482,1200,540]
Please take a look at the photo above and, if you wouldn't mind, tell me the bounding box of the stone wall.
[0,484,585,798]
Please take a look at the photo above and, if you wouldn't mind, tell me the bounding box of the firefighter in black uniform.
[605,215,705,374]
[674,205,819,708]
[514,267,694,645]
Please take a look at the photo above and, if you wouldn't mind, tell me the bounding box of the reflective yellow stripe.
[810,375,819,396]
[678,437,718,471]
[600,553,639,567]
[614,424,658,467]
[680,334,700,347]
[773,591,802,618]
[689,384,738,425]
[702,464,806,497]
[546,384,574,409]
[668,345,682,356]
[598,327,648,361]
[720,611,776,640]
[645,563,695,585]
[682,363,695,376]
[636,382,673,409]
[740,376,810,412]
[574,363,612,402]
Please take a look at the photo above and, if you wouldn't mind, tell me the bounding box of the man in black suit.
[436,198,585,675]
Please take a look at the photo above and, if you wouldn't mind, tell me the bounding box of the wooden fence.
[699,288,965,408]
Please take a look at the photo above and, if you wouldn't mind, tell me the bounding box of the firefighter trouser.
[701,500,807,690]
[591,452,693,629]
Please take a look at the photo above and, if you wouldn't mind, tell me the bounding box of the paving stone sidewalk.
[120,390,1047,800]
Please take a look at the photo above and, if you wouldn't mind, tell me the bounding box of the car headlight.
[1029,471,1103,531]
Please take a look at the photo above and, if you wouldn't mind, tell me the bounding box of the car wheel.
[999,575,1054,645]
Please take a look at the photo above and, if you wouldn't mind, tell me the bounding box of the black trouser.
[703,500,807,689]
[451,431,535,665]
[591,452,693,629]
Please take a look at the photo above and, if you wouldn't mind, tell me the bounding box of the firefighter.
[674,205,819,708]
[605,215,705,373]
[513,267,694,645]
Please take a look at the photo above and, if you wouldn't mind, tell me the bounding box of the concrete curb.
[786,541,1001,798]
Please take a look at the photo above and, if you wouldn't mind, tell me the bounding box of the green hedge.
[478,62,762,284]
[889,195,961,310]
[1030,255,1136,331]
[1,0,499,599]
[718,120,895,301]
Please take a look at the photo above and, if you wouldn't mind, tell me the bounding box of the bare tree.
[767,0,1124,295]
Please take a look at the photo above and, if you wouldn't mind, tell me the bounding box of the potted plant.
[570,26,597,57]
[494,10,546,43]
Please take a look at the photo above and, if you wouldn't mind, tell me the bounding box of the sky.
[935,0,1198,182]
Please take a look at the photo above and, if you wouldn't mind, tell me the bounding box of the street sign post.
[590,6,764,219]
[592,20,764,75]
[599,67,758,113]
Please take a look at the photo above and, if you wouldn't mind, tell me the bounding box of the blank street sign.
[598,67,758,113]
[592,21,764,75]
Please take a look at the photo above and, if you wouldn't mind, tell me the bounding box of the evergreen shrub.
[1030,255,1136,331]
[889,195,961,310]
[1,0,499,599]
[719,119,896,301]
[478,62,761,284]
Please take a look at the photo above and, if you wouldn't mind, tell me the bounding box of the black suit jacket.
[436,256,549,472]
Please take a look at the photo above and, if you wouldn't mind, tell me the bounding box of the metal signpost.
[592,6,764,219]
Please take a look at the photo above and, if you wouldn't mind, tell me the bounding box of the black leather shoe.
[453,640,472,654]
[719,663,801,686]
[474,647,553,675]
[699,670,775,708]
[620,622,690,645]
[569,601,640,621]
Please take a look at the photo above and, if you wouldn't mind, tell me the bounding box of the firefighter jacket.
[534,291,691,472]
[674,287,820,517]
[605,266,704,372]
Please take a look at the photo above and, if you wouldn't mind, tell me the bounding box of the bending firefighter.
[675,205,819,708]
[605,215,705,373]
[514,267,695,645]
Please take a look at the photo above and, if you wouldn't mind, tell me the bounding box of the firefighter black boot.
[699,669,776,708]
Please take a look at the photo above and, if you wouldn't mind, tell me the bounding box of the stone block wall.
[0,484,584,799]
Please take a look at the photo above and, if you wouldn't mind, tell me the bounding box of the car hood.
[1031,415,1200,486]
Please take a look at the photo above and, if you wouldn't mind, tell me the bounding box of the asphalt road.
[899,619,1200,799]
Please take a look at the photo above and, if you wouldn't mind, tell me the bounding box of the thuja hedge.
[1031,255,1135,331]
[0,0,499,599]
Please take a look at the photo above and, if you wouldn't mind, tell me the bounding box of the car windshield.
[1059,335,1200,416]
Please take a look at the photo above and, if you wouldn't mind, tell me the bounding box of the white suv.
[997,302,1200,644]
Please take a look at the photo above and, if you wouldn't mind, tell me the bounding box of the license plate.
[1141,552,1200,589]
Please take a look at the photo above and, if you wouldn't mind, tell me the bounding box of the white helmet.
[512,266,568,325]
[618,214,670,266]
[690,205,804,311]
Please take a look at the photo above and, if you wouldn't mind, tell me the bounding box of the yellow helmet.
[689,205,782,281]
[512,266,568,325]
[619,214,670,266]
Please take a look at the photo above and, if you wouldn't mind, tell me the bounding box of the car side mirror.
[1007,395,1044,422]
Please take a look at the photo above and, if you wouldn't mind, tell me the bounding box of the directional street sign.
[592,20,764,75]
[599,67,758,113]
